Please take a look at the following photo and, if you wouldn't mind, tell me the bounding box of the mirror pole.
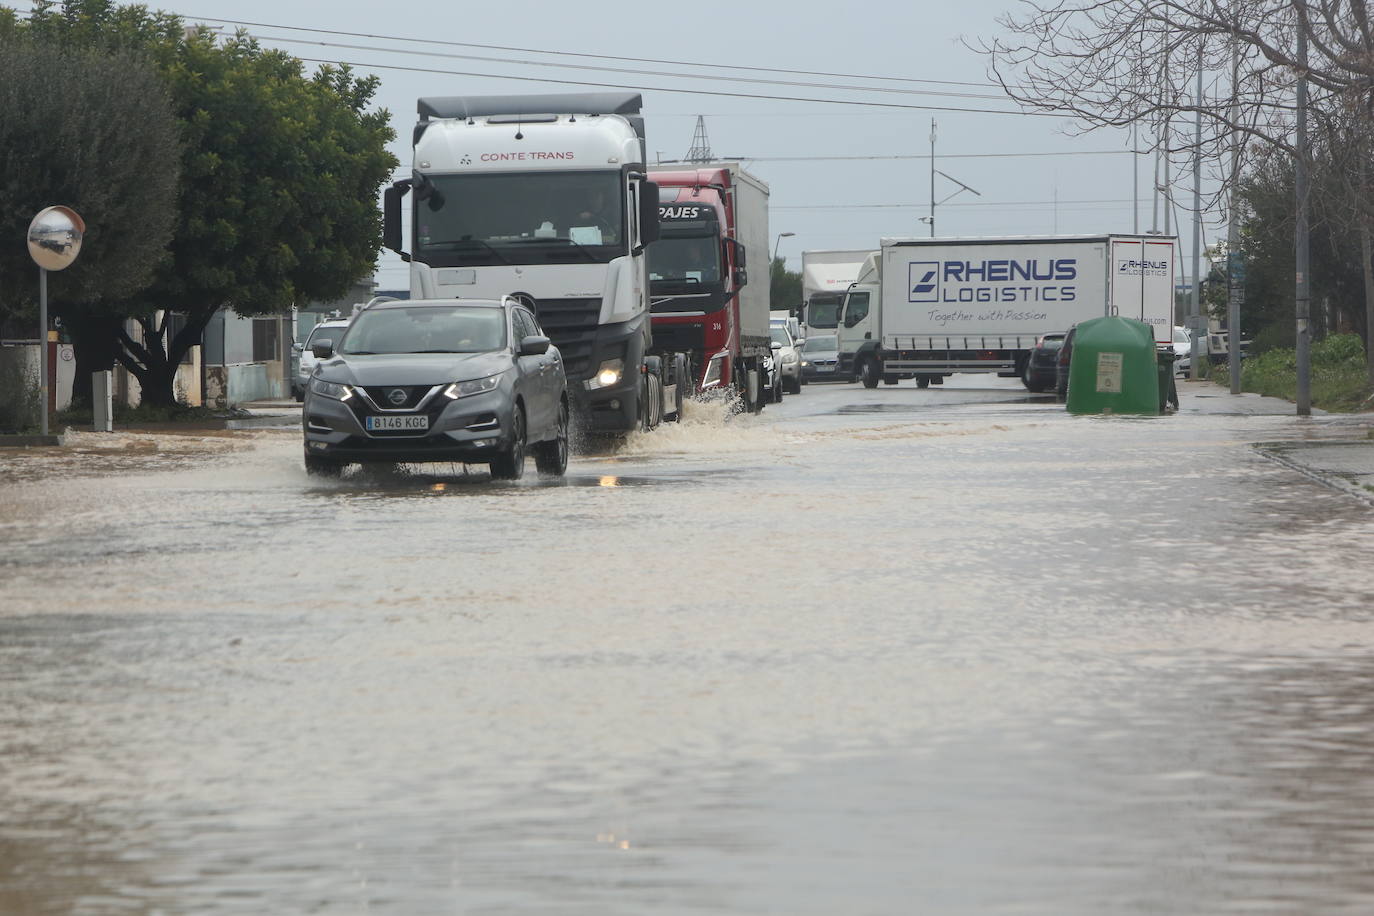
[38,267,48,437]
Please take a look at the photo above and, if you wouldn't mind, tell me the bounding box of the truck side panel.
[731,168,771,343]
[879,239,1109,349]
[1108,237,1177,345]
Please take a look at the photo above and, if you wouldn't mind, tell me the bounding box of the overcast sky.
[18,0,1221,287]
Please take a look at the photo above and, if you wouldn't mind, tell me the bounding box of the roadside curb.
[0,433,65,448]
[1254,440,1374,506]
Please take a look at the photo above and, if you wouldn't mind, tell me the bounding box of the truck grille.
[530,298,601,379]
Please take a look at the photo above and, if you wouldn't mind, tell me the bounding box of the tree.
[12,1,399,408]
[0,33,180,347]
[770,256,802,315]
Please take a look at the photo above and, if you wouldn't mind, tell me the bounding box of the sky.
[15,0,1223,288]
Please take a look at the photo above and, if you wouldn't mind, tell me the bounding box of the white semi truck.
[382,92,687,433]
[798,249,874,341]
[837,235,1178,387]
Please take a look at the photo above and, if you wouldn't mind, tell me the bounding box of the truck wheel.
[860,358,880,389]
[304,451,344,477]
[916,376,930,389]
[666,354,688,422]
[490,405,526,480]
[533,401,569,476]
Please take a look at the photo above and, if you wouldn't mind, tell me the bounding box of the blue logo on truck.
[909,262,939,302]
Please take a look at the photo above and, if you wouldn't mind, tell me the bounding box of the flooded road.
[4,378,1374,914]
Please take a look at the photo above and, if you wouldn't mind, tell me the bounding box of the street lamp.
[772,231,795,262]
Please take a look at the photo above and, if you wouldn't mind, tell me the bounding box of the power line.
[247,30,1012,102]
[661,150,1133,163]
[292,55,1052,117]
[193,15,1004,91]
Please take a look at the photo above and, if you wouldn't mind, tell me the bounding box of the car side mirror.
[771,340,782,350]
[291,342,304,354]
[519,334,550,356]
[794,338,805,347]
[311,339,334,359]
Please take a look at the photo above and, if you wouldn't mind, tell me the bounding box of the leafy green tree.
[10,1,398,407]
[770,256,802,316]
[0,34,180,347]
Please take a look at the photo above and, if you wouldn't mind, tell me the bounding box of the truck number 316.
[712,322,722,331]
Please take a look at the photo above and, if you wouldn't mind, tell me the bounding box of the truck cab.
[382,92,669,433]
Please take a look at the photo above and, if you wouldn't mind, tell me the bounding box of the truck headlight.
[443,374,501,399]
[310,378,354,401]
[585,358,624,390]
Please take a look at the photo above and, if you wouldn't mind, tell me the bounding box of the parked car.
[293,317,351,401]
[1022,332,1065,393]
[799,334,841,382]
[770,323,802,394]
[1055,325,1077,399]
[302,297,569,480]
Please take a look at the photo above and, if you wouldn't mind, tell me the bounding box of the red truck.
[647,162,773,411]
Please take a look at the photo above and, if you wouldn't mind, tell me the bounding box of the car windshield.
[803,335,838,353]
[770,326,791,347]
[1039,336,1065,350]
[340,306,506,355]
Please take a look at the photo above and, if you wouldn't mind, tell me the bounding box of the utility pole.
[1227,34,1242,394]
[1294,21,1311,415]
[1191,49,1203,380]
[928,119,937,237]
[1133,122,1140,235]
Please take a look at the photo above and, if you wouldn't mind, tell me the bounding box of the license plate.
[366,414,428,431]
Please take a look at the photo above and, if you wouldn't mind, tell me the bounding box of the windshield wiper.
[506,236,598,262]
[423,238,511,265]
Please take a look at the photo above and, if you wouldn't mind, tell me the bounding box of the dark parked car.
[302,297,568,479]
[1055,325,1078,400]
[799,334,841,382]
[1022,332,1065,393]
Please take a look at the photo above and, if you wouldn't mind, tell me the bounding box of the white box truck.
[837,235,1178,387]
[798,249,873,341]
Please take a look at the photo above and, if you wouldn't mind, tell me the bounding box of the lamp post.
[26,206,85,437]
[772,231,795,263]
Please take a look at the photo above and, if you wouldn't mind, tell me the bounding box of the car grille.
[346,395,447,438]
[360,385,428,410]
[529,297,600,379]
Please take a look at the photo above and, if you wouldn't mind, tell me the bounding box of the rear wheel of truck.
[490,405,526,480]
[533,401,569,477]
[860,357,880,389]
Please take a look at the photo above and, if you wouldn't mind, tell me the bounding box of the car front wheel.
[490,406,526,480]
[534,401,569,477]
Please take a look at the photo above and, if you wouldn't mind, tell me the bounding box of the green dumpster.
[1065,316,1160,415]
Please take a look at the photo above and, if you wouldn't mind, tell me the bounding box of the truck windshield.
[649,235,721,284]
[415,171,625,267]
[806,295,842,329]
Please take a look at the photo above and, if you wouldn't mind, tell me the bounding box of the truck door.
[837,290,871,373]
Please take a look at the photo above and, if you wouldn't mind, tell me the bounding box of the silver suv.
[302,297,569,479]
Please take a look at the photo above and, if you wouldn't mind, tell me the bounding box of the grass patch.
[1211,333,1374,412]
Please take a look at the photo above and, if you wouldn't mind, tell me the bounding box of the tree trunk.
[64,313,125,411]
[1363,224,1374,387]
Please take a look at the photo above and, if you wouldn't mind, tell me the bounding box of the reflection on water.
[3,388,1374,912]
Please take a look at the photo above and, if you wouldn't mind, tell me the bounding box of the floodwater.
[3,378,1374,914]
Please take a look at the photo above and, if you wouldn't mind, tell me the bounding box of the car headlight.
[800,359,811,367]
[585,358,624,391]
[443,374,502,399]
[310,378,354,401]
[782,351,799,365]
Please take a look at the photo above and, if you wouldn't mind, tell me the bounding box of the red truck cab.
[647,168,746,392]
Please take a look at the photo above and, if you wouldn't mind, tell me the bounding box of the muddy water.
[4,381,1374,913]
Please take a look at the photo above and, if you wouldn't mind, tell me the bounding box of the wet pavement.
[3,377,1374,914]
